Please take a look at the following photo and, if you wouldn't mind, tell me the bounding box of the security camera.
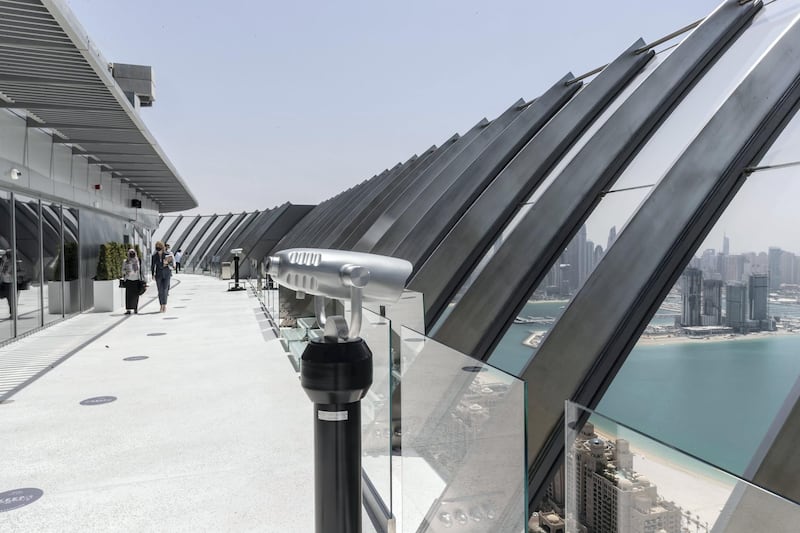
[230,248,243,256]
[9,168,21,180]
[266,248,412,341]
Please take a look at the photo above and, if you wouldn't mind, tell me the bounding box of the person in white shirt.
[174,249,183,273]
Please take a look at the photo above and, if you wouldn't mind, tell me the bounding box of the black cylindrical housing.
[301,339,373,533]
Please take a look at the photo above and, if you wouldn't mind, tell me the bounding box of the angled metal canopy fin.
[353,121,487,252]
[413,38,653,331]
[433,0,761,363]
[389,73,580,270]
[369,98,527,256]
[525,1,800,507]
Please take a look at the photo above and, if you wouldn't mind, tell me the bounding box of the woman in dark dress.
[151,240,173,313]
[122,248,144,314]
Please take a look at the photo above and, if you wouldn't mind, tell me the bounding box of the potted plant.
[93,242,126,312]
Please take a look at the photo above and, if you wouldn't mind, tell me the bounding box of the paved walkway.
[0,274,331,532]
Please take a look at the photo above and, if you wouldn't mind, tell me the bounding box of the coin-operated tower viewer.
[267,249,412,533]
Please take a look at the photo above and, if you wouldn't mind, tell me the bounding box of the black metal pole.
[301,338,372,533]
[233,256,240,288]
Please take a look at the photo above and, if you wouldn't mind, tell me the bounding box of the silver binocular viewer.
[266,248,412,341]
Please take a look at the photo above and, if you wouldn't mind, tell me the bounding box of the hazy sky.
[65,1,721,206]
[64,1,800,253]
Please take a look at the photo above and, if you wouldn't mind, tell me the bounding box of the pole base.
[301,339,373,533]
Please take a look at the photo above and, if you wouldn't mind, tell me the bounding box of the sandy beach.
[637,328,798,346]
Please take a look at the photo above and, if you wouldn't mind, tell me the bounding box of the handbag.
[118,279,125,288]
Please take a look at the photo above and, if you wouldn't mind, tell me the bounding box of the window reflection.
[63,208,80,315]
[14,195,43,335]
[0,190,12,341]
[42,203,64,324]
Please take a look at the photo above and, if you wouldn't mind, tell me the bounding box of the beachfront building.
[572,423,682,533]
[4,1,800,532]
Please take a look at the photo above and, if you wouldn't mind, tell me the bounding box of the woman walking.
[122,248,144,315]
[151,240,173,313]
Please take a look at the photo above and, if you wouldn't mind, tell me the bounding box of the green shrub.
[96,242,128,280]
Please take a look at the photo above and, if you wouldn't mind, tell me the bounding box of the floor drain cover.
[163,317,179,320]
[147,332,167,336]
[123,356,149,361]
[0,488,43,512]
[180,299,191,301]
[174,306,186,308]
[80,396,117,406]
[461,366,487,373]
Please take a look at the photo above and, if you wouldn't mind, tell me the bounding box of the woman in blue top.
[151,240,173,313]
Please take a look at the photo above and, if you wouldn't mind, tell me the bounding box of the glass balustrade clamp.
[267,249,411,533]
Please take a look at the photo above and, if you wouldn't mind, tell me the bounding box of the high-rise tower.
[682,268,703,326]
[749,273,769,321]
[702,279,723,326]
[726,282,747,330]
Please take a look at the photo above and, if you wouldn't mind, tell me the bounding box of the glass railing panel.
[359,307,393,516]
[279,316,314,367]
[561,401,800,533]
[400,326,527,532]
[368,289,424,380]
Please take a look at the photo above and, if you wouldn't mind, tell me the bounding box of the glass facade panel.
[164,215,194,250]
[42,203,64,324]
[0,190,12,341]
[401,327,527,533]
[63,208,81,315]
[612,0,800,193]
[430,49,674,337]
[564,402,800,533]
[474,0,800,377]
[596,148,800,476]
[487,187,651,375]
[175,216,208,263]
[14,195,43,335]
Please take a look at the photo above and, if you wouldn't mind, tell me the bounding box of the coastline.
[523,328,798,349]
[593,427,734,529]
[638,328,798,346]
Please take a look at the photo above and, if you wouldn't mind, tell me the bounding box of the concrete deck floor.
[0,274,376,532]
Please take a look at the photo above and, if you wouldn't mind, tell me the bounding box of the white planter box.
[93,280,125,312]
[47,280,81,315]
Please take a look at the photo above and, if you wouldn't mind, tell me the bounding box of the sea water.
[490,300,800,476]
[598,334,800,475]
